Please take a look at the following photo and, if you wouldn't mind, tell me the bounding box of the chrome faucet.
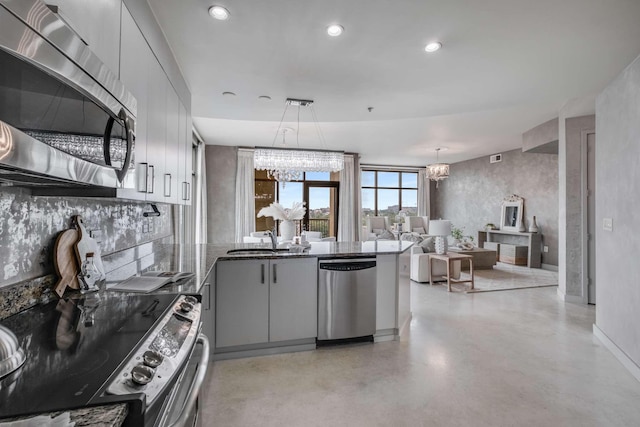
[266,227,278,250]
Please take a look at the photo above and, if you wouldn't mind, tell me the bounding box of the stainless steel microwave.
[0,0,136,189]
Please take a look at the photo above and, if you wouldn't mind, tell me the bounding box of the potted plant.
[451,225,475,249]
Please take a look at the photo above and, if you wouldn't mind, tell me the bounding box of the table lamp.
[428,220,451,254]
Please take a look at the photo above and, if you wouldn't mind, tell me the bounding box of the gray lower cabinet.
[215,258,317,349]
[200,272,215,351]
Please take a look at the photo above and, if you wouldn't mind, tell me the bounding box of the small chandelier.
[254,98,344,183]
[426,148,449,187]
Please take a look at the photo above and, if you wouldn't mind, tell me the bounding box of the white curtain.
[418,168,430,217]
[338,154,359,242]
[235,149,255,243]
[195,140,207,244]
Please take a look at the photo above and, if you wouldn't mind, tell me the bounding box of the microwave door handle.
[103,116,115,166]
[168,333,210,427]
[116,108,134,183]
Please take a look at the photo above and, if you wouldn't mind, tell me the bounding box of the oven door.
[153,334,210,427]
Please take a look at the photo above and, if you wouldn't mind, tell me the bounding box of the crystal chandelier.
[426,148,450,187]
[254,98,344,183]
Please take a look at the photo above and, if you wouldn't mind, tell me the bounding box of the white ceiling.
[148,0,640,166]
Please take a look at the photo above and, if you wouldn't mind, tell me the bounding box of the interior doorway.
[304,182,339,238]
[582,131,596,304]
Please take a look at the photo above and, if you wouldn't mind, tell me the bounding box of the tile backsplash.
[0,188,173,288]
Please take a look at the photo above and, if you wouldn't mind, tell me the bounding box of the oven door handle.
[168,333,210,427]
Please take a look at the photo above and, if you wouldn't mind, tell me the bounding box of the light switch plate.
[543,246,549,253]
[603,218,613,232]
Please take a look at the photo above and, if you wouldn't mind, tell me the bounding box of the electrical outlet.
[603,218,613,232]
[142,220,149,234]
[89,229,102,243]
[543,246,549,253]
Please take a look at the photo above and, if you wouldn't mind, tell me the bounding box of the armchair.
[364,216,393,240]
[404,216,430,236]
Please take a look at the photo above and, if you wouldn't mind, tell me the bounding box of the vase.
[280,220,295,241]
[529,216,539,233]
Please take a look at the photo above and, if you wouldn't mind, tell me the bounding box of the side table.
[428,252,475,292]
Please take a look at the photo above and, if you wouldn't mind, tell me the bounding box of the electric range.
[0,291,206,425]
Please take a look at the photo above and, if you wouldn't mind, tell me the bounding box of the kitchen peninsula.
[0,240,412,425]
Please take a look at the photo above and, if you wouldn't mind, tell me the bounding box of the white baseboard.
[593,324,640,383]
[541,263,558,272]
[557,288,584,304]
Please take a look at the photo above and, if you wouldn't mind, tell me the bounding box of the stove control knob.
[178,301,194,313]
[143,350,164,368]
[131,364,155,386]
[184,296,198,305]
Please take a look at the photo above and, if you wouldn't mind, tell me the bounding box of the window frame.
[361,169,419,216]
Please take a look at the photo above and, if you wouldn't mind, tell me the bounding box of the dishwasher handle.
[319,261,376,272]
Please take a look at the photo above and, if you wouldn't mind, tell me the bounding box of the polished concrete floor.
[199,283,640,426]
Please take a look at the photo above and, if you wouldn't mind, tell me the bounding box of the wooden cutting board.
[73,215,106,281]
[53,228,80,297]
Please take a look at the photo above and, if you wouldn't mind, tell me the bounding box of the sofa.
[409,245,461,283]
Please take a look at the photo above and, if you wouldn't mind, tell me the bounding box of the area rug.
[450,262,558,293]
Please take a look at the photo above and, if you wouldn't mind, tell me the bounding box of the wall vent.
[490,154,502,164]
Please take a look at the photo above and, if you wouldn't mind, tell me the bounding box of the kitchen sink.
[226,248,290,255]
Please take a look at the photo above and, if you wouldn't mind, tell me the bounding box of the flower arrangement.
[257,202,306,221]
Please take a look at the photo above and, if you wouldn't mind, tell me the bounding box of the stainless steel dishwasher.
[318,258,377,342]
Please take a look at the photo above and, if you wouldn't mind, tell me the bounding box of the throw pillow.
[401,232,423,243]
[372,228,384,235]
[420,236,436,253]
[412,227,426,234]
[376,230,395,240]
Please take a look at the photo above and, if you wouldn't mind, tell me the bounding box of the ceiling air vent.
[490,154,502,164]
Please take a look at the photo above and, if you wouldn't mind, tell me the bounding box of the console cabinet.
[215,258,318,349]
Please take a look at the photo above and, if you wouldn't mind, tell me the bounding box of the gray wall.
[432,148,558,266]
[595,54,640,367]
[0,188,172,287]
[205,145,237,243]
[558,115,595,299]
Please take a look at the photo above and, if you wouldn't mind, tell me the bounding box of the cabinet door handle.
[261,264,265,284]
[204,282,211,310]
[273,264,277,284]
[136,163,148,193]
[182,181,188,201]
[164,174,172,197]
[148,165,155,193]
[187,182,191,201]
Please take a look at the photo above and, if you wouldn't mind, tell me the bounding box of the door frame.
[303,181,340,237]
[581,129,596,304]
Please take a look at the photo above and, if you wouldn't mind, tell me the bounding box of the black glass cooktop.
[0,292,178,419]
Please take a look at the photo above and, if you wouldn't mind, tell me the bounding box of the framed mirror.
[500,195,524,232]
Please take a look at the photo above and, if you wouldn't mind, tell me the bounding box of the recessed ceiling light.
[258,95,272,101]
[327,24,344,37]
[425,41,442,53]
[222,91,236,96]
[208,5,230,20]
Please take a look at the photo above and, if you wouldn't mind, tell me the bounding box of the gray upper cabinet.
[118,6,148,201]
[48,0,122,75]
[119,3,193,204]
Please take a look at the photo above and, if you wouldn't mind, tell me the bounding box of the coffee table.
[428,252,475,292]
[448,247,497,269]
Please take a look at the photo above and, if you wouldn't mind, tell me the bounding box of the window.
[255,171,340,237]
[361,170,418,226]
